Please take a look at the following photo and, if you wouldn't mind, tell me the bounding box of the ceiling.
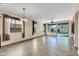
[0,3,78,22]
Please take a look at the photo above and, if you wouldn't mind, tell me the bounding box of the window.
[3,14,22,41]
[10,19,22,32]
[3,14,22,32]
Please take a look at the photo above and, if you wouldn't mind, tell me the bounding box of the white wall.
[0,12,44,46]
[25,20,44,39]
[78,6,79,54]
[74,11,78,47]
[70,4,79,54]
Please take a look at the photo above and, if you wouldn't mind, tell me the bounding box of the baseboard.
[1,35,44,48]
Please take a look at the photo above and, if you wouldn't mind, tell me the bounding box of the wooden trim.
[48,23,68,25]
[3,14,20,20]
[22,21,25,38]
[2,15,5,41]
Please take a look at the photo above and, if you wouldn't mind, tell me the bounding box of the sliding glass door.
[48,24,57,33]
[48,23,69,37]
[57,23,69,37]
[57,23,69,34]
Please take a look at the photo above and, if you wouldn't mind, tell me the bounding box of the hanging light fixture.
[22,8,28,22]
[50,18,54,23]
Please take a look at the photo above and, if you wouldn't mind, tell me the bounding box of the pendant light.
[22,8,28,22]
[50,18,54,23]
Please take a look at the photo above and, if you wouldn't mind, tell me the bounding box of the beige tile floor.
[0,35,78,56]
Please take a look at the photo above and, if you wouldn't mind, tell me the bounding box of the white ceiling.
[0,3,78,22]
